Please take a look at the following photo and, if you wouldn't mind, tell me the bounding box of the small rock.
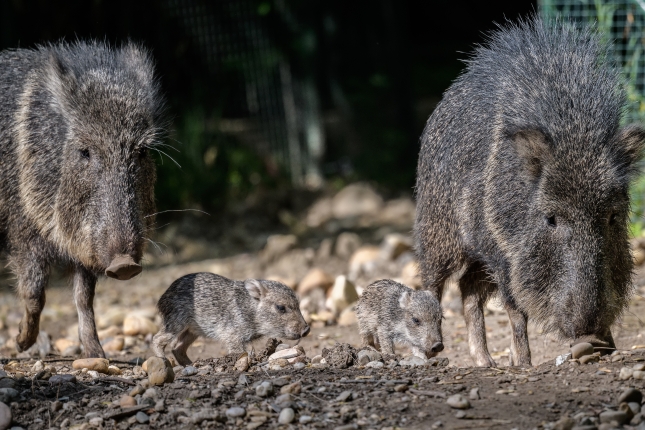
[0,388,19,404]
[261,234,297,264]
[62,344,81,356]
[599,409,629,424]
[279,408,295,424]
[553,416,575,430]
[571,343,595,359]
[579,355,599,364]
[0,402,11,430]
[634,363,645,371]
[226,407,246,418]
[332,182,383,219]
[234,354,249,372]
[269,348,300,361]
[123,314,158,336]
[130,385,145,396]
[619,388,643,404]
[365,361,384,369]
[54,338,78,354]
[256,381,273,397]
[634,370,645,380]
[143,388,157,398]
[399,356,426,367]
[107,365,122,376]
[135,411,150,424]
[299,415,312,424]
[49,374,76,385]
[154,399,166,412]
[336,390,353,402]
[329,276,359,314]
[72,358,109,374]
[119,395,137,408]
[281,382,301,395]
[146,357,175,386]
[293,362,306,370]
[97,325,121,340]
[102,336,125,352]
[87,370,100,379]
[182,366,198,376]
[469,388,480,400]
[620,367,634,380]
[298,268,334,295]
[31,361,44,373]
[446,394,470,409]
[394,384,408,392]
[89,416,103,426]
[311,355,323,364]
[357,349,382,365]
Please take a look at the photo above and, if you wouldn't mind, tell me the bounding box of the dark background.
[0,0,535,214]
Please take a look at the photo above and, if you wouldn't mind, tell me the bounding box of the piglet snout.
[301,326,310,337]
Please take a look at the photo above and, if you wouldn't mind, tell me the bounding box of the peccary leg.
[14,253,49,352]
[460,264,496,367]
[151,330,174,358]
[73,267,104,358]
[171,329,197,366]
[361,332,381,352]
[505,304,531,367]
[378,330,395,355]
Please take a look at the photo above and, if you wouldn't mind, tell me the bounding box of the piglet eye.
[80,149,90,160]
[276,305,286,313]
[546,215,557,228]
[412,317,420,325]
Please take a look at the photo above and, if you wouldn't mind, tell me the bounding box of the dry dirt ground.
[0,249,644,430]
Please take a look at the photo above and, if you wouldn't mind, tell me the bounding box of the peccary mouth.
[105,254,142,280]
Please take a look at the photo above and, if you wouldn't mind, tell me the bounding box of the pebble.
[579,355,599,364]
[135,411,150,424]
[299,415,313,424]
[357,349,382,365]
[146,357,175,386]
[31,361,44,373]
[72,358,109,374]
[634,363,645,371]
[281,381,301,395]
[446,394,470,410]
[599,410,629,425]
[293,362,306,370]
[129,385,145,396]
[365,361,384,369]
[269,348,301,361]
[555,353,571,366]
[119,395,137,408]
[0,402,11,430]
[256,381,273,397]
[311,355,323,364]
[619,367,634,380]
[143,388,157,399]
[181,366,198,376]
[154,399,166,412]
[87,370,100,379]
[394,384,408,392]
[469,387,480,400]
[634,370,645,380]
[123,314,157,336]
[234,355,249,372]
[226,407,246,418]
[102,336,125,352]
[399,356,426,367]
[618,388,643,404]
[0,389,19,404]
[278,408,295,424]
[89,417,103,426]
[49,374,76,385]
[336,390,353,402]
[571,343,595,359]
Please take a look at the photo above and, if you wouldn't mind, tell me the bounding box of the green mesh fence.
[540,0,645,235]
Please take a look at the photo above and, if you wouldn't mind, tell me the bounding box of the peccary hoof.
[106,255,142,280]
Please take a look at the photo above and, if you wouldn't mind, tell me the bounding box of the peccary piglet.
[152,273,310,365]
[356,279,443,359]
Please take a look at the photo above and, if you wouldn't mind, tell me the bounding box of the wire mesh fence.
[540,0,645,234]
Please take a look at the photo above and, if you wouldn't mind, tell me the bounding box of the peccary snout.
[105,254,142,280]
[301,326,311,337]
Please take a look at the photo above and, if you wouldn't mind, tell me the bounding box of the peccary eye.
[276,305,286,313]
[139,147,148,159]
[79,149,90,160]
[412,317,420,325]
[546,215,557,228]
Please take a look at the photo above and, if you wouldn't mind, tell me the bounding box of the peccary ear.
[615,124,645,167]
[245,279,267,300]
[511,129,553,178]
[399,292,412,309]
[44,52,76,112]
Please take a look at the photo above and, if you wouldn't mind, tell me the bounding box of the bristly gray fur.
[355,279,443,359]
[0,40,165,358]
[152,273,310,365]
[414,17,645,367]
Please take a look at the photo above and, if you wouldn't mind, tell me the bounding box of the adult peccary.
[0,42,164,357]
[355,279,443,358]
[414,18,645,367]
[152,273,310,365]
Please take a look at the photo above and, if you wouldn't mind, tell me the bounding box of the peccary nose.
[301,326,310,337]
[431,342,444,353]
[105,254,142,280]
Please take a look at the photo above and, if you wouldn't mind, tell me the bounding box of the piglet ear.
[511,129,553,179]
[616,124,645,168]
[245,279,267,300]
[399,292,411,309]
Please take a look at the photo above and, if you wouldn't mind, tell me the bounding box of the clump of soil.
[255,338,280,362]
[322,342,357,368]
